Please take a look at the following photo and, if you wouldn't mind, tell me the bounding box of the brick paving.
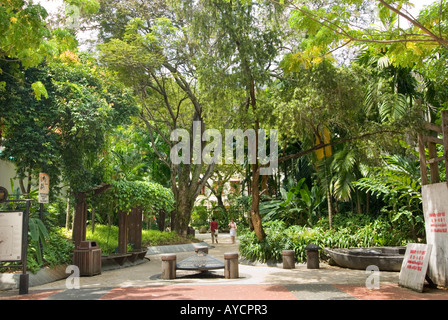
[1,233,448,302]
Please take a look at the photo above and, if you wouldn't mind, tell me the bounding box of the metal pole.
[19,199,31,295]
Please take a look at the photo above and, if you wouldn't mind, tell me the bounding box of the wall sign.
[38,173,50,203]
[0,211,24,261]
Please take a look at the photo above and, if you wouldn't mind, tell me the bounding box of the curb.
[0,264,69,291]
[1,242,213,291]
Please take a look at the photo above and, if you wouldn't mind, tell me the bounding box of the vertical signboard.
[38,172,49,203]
[399,243,432,292]
[0,211,23,261]
[422,182,448,287]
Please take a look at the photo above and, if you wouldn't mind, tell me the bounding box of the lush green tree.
[179,0,286,241]
[104,124,170,185]
[0,62,61,196]
[0,0,51,97]
[98,9,217,236]
[46,53,137,193]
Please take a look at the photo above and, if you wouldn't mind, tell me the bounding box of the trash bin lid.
[79,240,98,249]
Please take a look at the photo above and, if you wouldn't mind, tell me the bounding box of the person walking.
[210,217,218,244]
[228,219,237,244]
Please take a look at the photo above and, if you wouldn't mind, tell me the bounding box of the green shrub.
[238,215,415,263]
[142,230,191,246]
[86,224,119,255]
[41,228,75,268]
[4,227,75,274]
[86,224,196,255]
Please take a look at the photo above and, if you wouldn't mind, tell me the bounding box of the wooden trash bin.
[73,241,102,276]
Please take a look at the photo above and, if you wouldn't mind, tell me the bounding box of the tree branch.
[376,0,448,48]
[276,0,447,47]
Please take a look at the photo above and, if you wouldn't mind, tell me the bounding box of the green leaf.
[31,81,48,101]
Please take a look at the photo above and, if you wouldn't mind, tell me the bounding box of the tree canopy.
[1,0,446,243]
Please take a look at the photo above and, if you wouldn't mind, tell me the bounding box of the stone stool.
[282,250,295,269]
[224,252,239,279]
[161,254,176,279]
[305,243,321,269]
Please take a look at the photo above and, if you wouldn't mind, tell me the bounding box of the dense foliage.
[109,180,174,214]
[2,0,448,269]
[85,224,195,255]
[238,216,417,264]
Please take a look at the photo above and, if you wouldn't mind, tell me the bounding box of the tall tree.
[181,0,286,241]
[99,11,216,236]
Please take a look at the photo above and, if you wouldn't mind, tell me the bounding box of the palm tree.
[356,49,418,123]
[315,146,365,220]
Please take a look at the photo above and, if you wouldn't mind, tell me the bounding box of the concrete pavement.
[1,232,448,301]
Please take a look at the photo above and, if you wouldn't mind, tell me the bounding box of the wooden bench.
[102,253,132,266]
[127,249,148,262]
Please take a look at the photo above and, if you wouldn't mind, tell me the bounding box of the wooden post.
[428,141,440,183]
[128,207,143,250]
[418,134,428,186]
[441,110,448,177]
[73,192,87,248]
[118,210,128,254]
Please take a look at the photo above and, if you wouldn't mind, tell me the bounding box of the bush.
[142,229,192,246]
[6,227,75,274]
[86,224,197,255]
[238,215,415,263]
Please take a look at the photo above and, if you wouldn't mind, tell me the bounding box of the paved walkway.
[1,232,448,302]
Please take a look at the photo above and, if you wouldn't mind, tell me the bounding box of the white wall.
[0,159,20,194]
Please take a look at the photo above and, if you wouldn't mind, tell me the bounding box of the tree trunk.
[128,207,143,250]
[327,190,333,229]
[251,162,266,241]
[174,195,194,237]
[158,210,166,231]
[261,174,269,197]
[118,210,128,254]
[170,209,176,232]
[65,196,70,230]
[216,194,227,214]
[73,192,87,248]
[91,207,95,233]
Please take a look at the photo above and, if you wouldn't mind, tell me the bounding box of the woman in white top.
[228,219,237,244]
